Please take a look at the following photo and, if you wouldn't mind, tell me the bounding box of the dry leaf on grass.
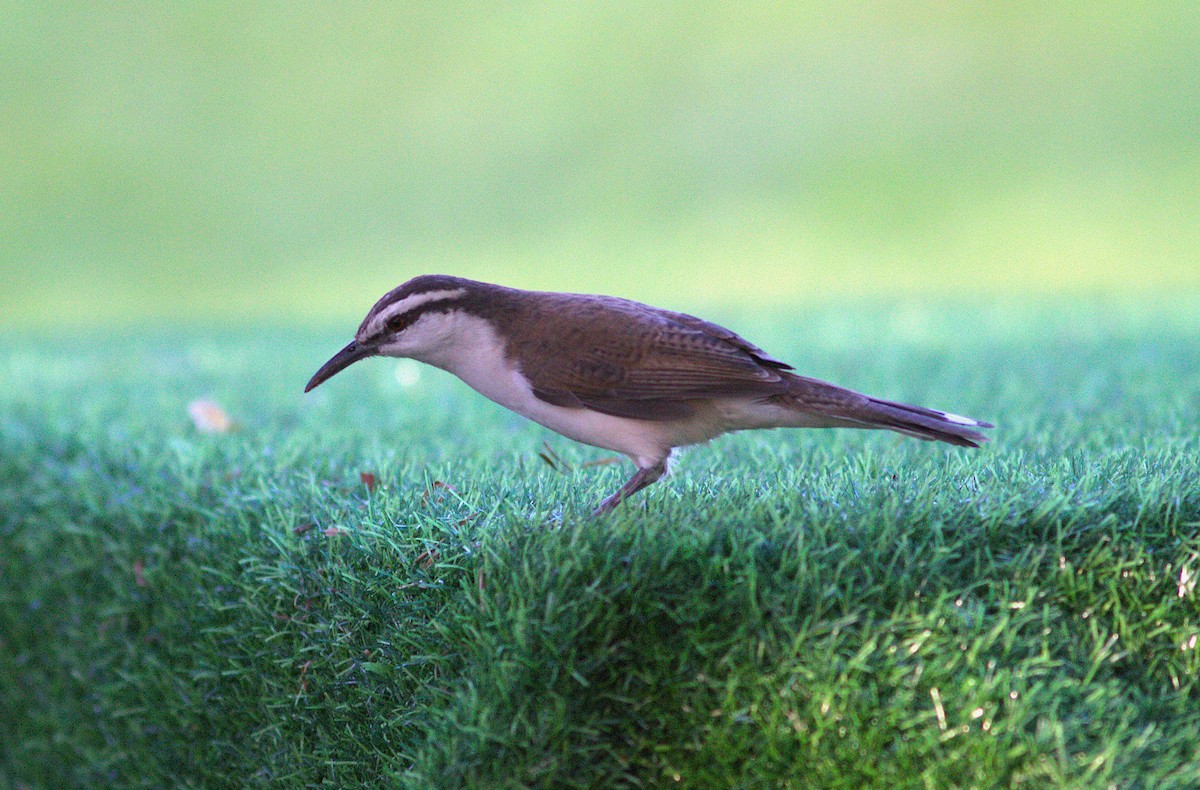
[187,399,234,433]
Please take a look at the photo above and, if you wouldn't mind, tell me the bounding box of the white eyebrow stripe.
[385,288,468,317]
[374,287,468,327]
[362,286,469,338]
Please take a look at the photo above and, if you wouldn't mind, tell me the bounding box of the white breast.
[405,312,710,468]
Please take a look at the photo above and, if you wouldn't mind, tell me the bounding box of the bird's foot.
[591,459,668,516]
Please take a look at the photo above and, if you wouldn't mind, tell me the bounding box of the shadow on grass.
[404,491,1200,788]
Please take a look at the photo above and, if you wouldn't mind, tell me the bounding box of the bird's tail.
[777,374,992,447]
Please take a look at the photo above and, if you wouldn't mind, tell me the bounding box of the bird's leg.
[593,458,668,515]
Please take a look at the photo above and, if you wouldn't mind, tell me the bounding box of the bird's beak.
[305,340,377,392]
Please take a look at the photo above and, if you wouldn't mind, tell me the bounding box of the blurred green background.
[2,3,1197,327]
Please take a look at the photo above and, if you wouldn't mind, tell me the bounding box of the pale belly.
[453,356,694,467]
[420,325,720,466]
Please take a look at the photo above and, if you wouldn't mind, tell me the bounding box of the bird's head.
[304,275,475,392]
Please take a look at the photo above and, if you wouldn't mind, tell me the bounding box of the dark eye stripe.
[382,298,467,334]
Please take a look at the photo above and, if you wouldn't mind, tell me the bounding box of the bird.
[305,275,992,514]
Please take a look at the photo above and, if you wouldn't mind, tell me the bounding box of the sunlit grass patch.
[2,300,1199,787]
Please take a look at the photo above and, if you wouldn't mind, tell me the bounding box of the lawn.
[2,298,1199,788]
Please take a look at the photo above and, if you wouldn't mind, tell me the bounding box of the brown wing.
[502,294,793,421]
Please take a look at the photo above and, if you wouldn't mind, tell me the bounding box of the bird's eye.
[386,314,408,332]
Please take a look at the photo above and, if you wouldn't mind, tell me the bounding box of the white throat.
[405,312,512,383]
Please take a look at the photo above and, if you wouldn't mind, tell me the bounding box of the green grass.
[3,299,1200,787]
